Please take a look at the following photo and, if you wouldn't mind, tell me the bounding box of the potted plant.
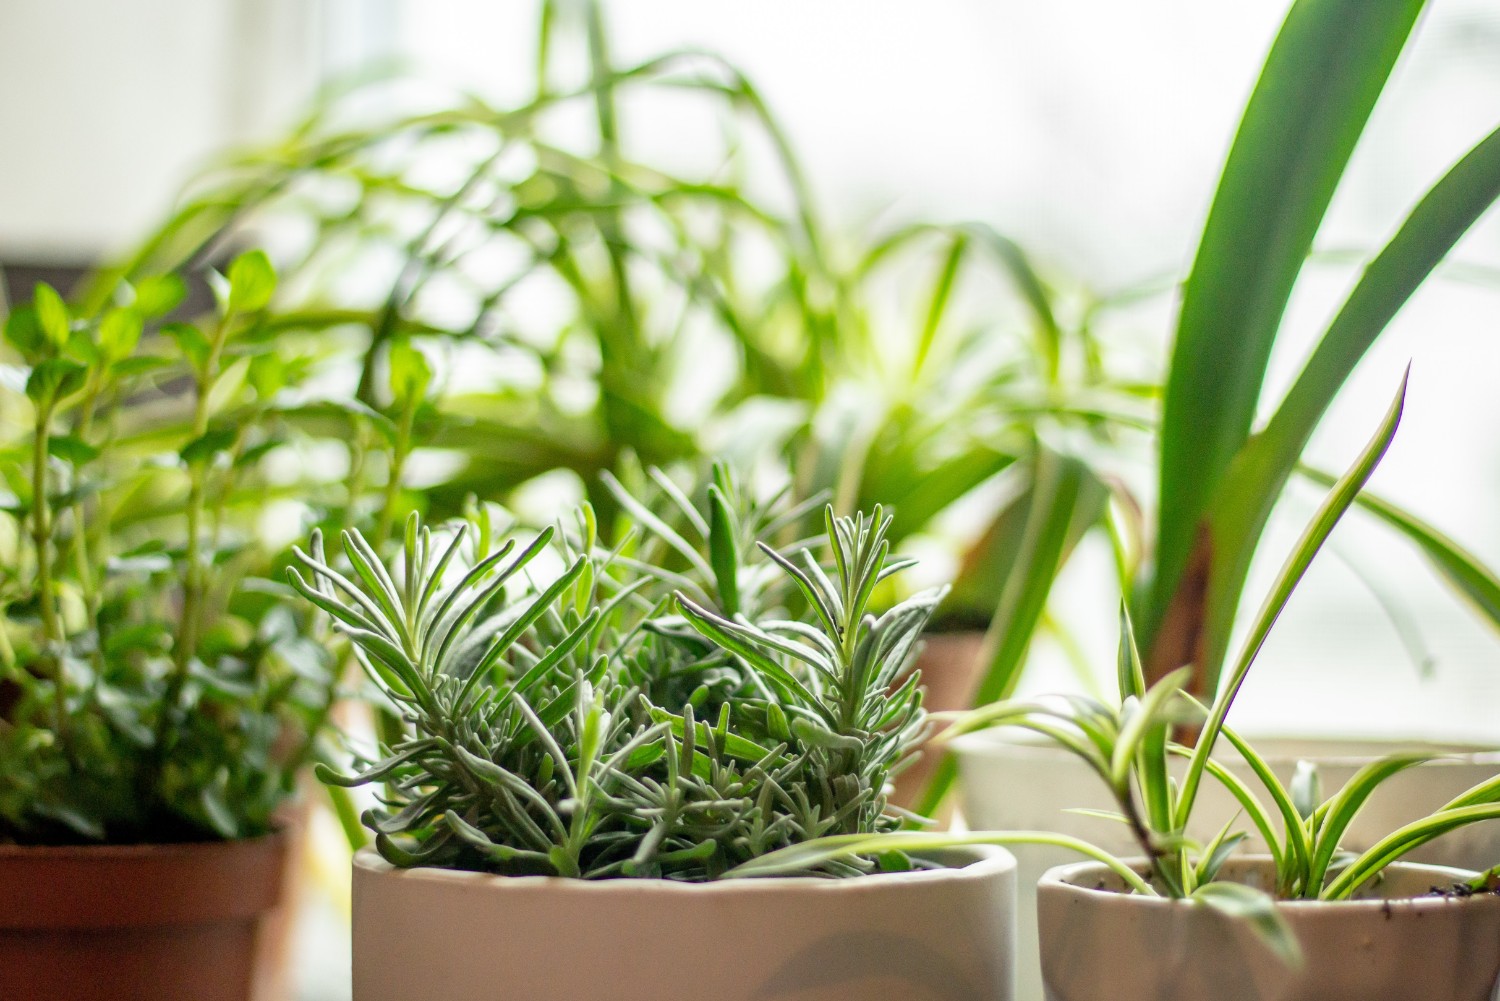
[729,381,1500,1000]
[288,473,1017,1001]
[1014,382,1500,1000]
[943,1,1500,988]
[0,255,339,1000]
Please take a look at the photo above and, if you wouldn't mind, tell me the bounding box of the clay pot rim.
[1040,855,1500,912]
[951,729,1500,768]
[0,827,286,860]
[0,827,291,929]
[354,842,1014,895]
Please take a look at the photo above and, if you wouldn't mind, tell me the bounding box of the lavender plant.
[291,479,942,879]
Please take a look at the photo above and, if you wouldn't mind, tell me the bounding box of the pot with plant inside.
[1019,381,1500,1000]
[291,469,1017,1001]
[0,256,339,1000]
[728,382,1500,1000]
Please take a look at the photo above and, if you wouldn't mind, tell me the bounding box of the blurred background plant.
[0,252,337,844]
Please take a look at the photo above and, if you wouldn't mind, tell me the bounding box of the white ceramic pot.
[1036,857,1500,1001]
[351,845,1017,1001]
[952,733,1500,1001]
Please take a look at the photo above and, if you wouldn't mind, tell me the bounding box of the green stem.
[157,318,230,761]
[0,601,15,673]
[373,399,415,547]
[31,400,69,748]
[31,404,61,648]
[67,372,106,672]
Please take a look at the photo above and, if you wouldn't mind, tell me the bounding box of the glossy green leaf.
[1150,0,1426,654]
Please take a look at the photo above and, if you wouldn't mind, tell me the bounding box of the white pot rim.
[951,729,1500,767]
[1040,855,1497,911]
[353,842,1015,897]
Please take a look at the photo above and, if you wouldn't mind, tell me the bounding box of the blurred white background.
[3,3,1500,997]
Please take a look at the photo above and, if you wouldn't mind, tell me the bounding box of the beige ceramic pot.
[352,844,1017,1001]
[1036,857,1500,1001]
[952,733,1500,1001]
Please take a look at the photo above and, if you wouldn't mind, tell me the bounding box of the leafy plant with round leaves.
[0,253,338,844]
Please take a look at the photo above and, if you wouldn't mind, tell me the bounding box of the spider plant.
[1136,0,1500,694]
[289,473,945,879]
[718,378,1500,962]
[903,0,1500,813]
[0,252,337,843]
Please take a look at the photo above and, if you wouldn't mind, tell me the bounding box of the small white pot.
[1036,857,1500,1001]
[351,845,1017,1001]
[952,733,1500,1001]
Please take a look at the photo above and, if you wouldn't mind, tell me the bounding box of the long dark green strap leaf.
[1184,124,1500,688]
[1149,0,1427,651]
[1267,123,1500,476]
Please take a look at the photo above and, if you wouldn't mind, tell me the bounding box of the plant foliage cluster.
[294,471,942,879]
[0,254,338,844]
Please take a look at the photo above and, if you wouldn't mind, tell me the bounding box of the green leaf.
[227,249,276,314]
[1300,465,1500,638]
[98,308,144,361]
[1191,882,1303,969]
[1326,803,1500,899]
[25,358,87,406]
[915,448,1106,813]
[180,426,238,465]
[706,484,741,615]
[131,274,187,318]
[1149,0,1427,656]
[969,447,1108,706]
[387,338,432,405]
[4,306,45,357]
[1181,122,1500,694]
[47,435,100,465]
[1177,372,1408,828]
[199,784,241,839]
[32,283,71,348]
[1305,753,1436,889]
[724,829,1156,894]
[165,323,212,374]
[1263,123,1500,506]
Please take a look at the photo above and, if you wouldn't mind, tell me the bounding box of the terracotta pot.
[890,629,987,814]
[352,844,1017,1001]
[1037,857,1500,1001]
[952,733,1500,1001]
[0,831,290,1001]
